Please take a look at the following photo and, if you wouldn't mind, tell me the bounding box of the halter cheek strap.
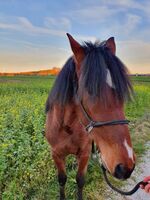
[79,100,129,133]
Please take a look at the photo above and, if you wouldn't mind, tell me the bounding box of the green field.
[0,75,150,200]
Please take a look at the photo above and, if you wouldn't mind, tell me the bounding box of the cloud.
[65,5,119,23]
[117,40,150,73]
[0,36,52,51]
[18,17,33,29]
[0,22,19,31]
[0,16,71,37]
[44,17,71,30]
[100,0,143,10]
[100,0,137,7]
[100,0,150,20]
[0,42,70,72]
[0,15,96,47]
[74,34,96,42]
[64,0,142,24]
[106,13,141,37]
[125,14,141,32]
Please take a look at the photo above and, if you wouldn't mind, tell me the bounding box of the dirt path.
[104,142,150,200]
[121,142,150,200]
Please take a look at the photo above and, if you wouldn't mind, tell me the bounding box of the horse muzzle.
[114,163,135,180]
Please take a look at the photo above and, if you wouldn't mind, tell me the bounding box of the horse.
[45,33,135,200]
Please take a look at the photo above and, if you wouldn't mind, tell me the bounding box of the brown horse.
[45,34,135,200]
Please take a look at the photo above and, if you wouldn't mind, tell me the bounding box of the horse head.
[67,33,135,180]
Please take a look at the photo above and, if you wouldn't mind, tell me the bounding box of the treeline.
[0,67,60,76]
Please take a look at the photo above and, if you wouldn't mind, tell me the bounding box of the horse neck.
[63,100,79,125]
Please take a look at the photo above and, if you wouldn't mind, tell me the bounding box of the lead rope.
[101,165,149,195]
[92,150,149,196]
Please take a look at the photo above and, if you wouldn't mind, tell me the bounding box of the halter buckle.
[87,126,93,133]
[86,121,96,133]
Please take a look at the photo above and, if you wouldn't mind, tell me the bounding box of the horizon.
[0,0,150,74]
[0,68,150,75]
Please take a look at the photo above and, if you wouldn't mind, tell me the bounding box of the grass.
[0,75,150,200]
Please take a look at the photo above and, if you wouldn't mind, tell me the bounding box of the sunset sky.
[0,0,150,73]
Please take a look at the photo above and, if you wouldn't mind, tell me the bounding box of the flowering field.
[0,75,150,200]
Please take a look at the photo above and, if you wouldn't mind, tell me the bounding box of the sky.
[0,0,150,74]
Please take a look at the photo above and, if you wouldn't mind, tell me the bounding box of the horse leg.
[52,153,67,200]
[76,154,90,200]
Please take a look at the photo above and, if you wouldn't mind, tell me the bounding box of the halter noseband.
[79,100,130,133]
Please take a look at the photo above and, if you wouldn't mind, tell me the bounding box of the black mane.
[45,57,77,112]
[46,41,133,112]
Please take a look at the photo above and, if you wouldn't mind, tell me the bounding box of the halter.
[79,100,130,133]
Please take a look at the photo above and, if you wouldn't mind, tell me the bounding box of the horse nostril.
[114,164,133,180]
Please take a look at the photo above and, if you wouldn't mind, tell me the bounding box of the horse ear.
[66,33,85,66]
[106,37,116,55]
